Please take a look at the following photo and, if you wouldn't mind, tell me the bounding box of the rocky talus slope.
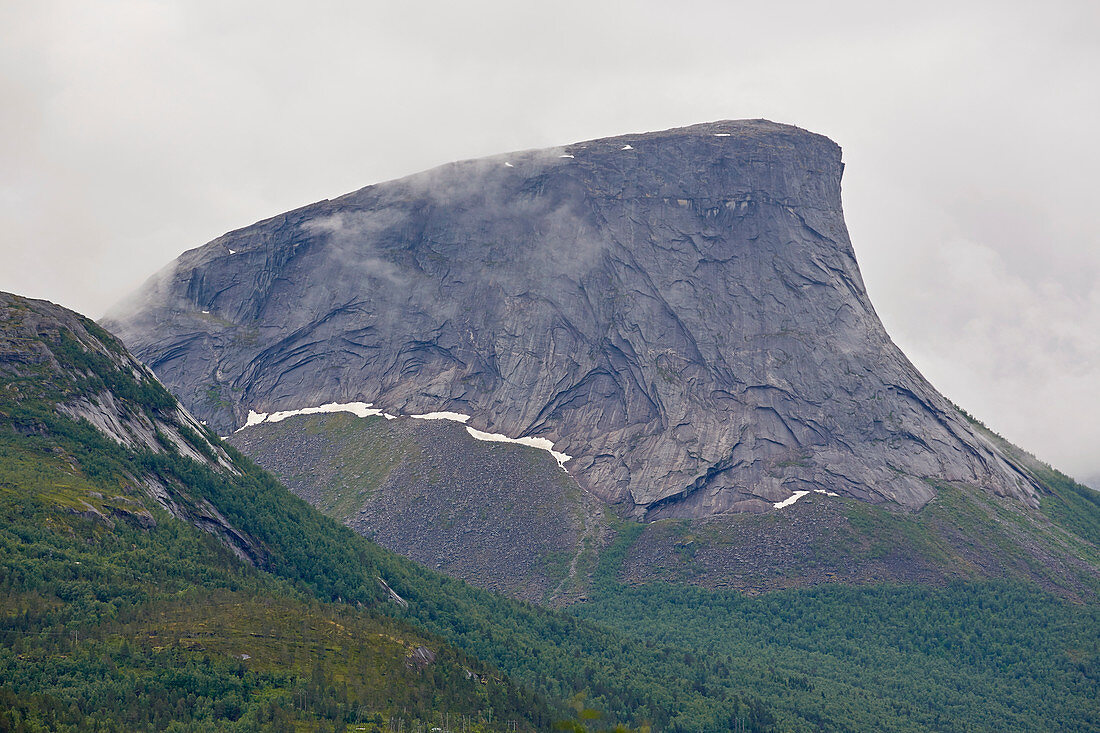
[106,120,1039,518]
[229,411,605,605]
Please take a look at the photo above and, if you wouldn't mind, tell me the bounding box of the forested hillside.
[573,521,1100,732]
[0,293,548,731]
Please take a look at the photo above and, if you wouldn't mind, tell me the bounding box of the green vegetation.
[568,461,1100,731]
[0,439,547,731]
[50,327,177,414]
[300,413,414,520]
[0,303,544,731]
[1040,468,1100,548]
[607,478,1098,602]
[202,383,234,410]
[592,513,646,590]
[575,565,1100,731]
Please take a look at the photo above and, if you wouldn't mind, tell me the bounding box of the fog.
[1,0,1096,482]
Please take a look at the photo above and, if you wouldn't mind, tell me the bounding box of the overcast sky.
[2,0,1097,484]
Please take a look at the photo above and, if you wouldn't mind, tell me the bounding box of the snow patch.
[241,406,471,429]
[620,144,634,150]
[465,426,571,469]
[227,248,237,254]
[559,154,574,158]
[773,490,810,509]
[243,410,267,428]
[237,402,570,470]
[504,162,514,167]
[773,488,840,509]
[409,411,471,423]
[239,402,385,430]
[201,310,210,314]
[714,133,730,137]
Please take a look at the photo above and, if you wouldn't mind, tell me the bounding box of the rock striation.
[105,120,1040,517]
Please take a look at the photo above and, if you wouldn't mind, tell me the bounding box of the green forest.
[574,574,1099,731]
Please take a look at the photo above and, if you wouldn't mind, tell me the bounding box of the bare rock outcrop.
[104,120,1040,517]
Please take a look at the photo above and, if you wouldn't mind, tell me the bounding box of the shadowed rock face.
[104,120,1040,517]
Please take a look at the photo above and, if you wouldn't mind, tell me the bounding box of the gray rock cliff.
[104,120,1040,517]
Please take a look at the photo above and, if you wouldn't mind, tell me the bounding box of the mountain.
[80,118,1100,730]
[2,111,1098,729]
[2,299,1096,733]
[104,119,1039,520]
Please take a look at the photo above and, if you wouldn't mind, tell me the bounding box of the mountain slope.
[226,405,1100,604]
[105,119,1038,519]
[0,292,551,731]
[5,291,804,732]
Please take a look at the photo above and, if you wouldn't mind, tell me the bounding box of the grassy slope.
[967,414,1100,551]
[614,480,1099,601]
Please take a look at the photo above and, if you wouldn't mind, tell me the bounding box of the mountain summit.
[106,120,1039,518]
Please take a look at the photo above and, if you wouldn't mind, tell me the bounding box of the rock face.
[105,120,1040,517]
